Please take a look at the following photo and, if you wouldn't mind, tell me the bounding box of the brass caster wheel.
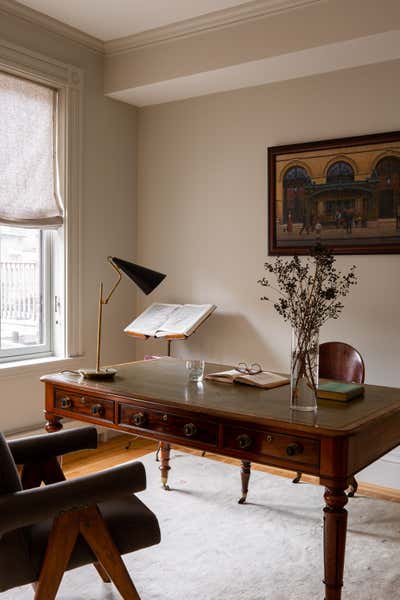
[347,476,358,498]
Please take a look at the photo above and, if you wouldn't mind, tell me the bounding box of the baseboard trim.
[354,480,400,503]
[174,445,400,503]
[6,421,125,447]
[250,461,400,503]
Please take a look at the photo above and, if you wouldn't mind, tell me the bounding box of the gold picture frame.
[268,130,400,254]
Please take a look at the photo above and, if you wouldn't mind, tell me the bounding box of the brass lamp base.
[79,367,117,380]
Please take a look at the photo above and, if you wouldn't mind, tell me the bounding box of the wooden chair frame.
[19,456,142,599]
[33,504,140,600]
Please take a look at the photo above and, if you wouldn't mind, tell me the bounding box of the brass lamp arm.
[80,255,165,379]
[101,257,122,305]
[94,257,122,374]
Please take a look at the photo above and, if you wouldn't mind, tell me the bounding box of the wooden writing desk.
[42,358,400,599]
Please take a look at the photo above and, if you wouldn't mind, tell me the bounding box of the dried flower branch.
[259,244,358,407]
[258,244,357,331]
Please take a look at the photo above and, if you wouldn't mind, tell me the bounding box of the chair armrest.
[0,460,146,536]
[8,427,98,464]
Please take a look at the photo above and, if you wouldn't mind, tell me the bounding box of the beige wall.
[136,60,400,388]
[0,14,138,432]
[136,59,400,486]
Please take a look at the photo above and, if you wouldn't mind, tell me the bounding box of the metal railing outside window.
[0,227,52,361]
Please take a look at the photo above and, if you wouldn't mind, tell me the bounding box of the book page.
[124,303,181,337]
[236,371,289,389]
[205,369,238,383]
[155,304,216,338]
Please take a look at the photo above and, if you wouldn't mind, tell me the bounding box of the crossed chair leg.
[33,505,140,600]
[24,458,116,592]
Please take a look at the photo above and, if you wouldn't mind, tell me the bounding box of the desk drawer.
[223,425,319,467]
[119,402,217,447]
[54,388,114,423]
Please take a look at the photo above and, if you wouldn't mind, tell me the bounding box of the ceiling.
[16,0,252,41]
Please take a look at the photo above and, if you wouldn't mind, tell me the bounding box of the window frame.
[0,38,83,364]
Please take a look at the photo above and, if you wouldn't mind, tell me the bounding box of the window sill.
[0,355,85,380]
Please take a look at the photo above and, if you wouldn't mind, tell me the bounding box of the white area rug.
[6,451,400,600]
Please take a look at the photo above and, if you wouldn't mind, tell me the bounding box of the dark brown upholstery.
[0,432,22,494]
[9,427,98,464]
[0,433,36,592]
[28,497,160,576]
[0,428,160,594]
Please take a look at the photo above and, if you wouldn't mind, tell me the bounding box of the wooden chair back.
[319,342,365,384]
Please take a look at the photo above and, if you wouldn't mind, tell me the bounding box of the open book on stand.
[124,303,216,340]
[205,369,289,389]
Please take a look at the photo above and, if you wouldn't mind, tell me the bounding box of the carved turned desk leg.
[159,441,171,491]
[323,487,348,600]
[238,460,251,504]
[44,412,63,433]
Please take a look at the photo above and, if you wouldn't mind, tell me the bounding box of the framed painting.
[268,130,400,255]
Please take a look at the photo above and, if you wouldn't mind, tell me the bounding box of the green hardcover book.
[317,381,364,402]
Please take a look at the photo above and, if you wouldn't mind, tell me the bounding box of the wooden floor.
[63,434,400,503]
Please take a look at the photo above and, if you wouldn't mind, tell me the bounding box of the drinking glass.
[186,359,205,382]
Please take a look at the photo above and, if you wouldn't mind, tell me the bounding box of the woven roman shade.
[0,71,63,229]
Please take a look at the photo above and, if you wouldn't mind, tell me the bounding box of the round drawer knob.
[286,442,303,457]
[60,397,72,409]
[91,404,104,417]
[266,435,273,443]
[237,434,253,450]
[132,412,147,427]
[183,423,197,437]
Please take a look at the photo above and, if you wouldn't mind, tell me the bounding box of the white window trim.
[0,37,83,360]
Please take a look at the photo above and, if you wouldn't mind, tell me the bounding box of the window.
[326,161,354,184]
[0,70,61,362]
[373,156,400,219]
[0,39,83,365]
[283,166,311,224]
[0,226,51,359]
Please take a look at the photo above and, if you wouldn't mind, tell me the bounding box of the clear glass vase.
[290,327,319,411]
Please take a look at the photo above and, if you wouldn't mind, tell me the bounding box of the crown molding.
[105,0,326,56]
[107,30,400,107]
[0,0,326,57]
[0,0,104,54]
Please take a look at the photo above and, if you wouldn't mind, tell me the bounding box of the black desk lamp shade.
[111,257,166,295]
